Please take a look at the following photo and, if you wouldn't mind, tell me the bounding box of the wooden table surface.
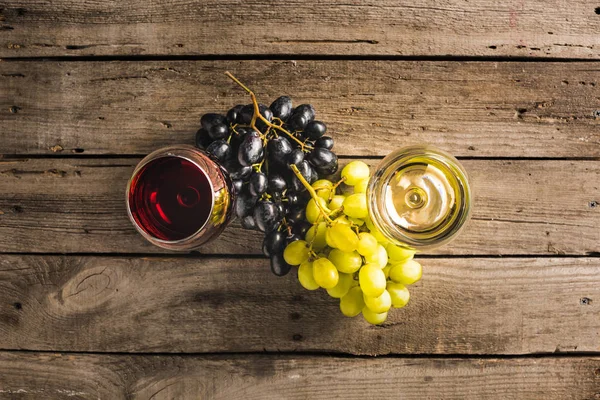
[1,1,600,399]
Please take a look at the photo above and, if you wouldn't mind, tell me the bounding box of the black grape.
[287,192,300,207]
[270,253,292,276]
[227,104,244,124]
[293,220,311,237]
[239,104,255,125]
[195,128,212,149]
[267,136,292,165]
[315,136,334,150]
[307,148,338,175]
[268,174,287,193]
[315,161,338,176]
[298,160,315,183]
[234,189,257,218]
[229,128,247,150]
[270,96,293,121]
[201,113,226,131]
[249,172,268,197]
[287,114,308,132]
[295,104,316,121]
[288,175,306,193]
[238,130,264,166]
[229,164,253,181]
[232,179,244,194]
[241,215,258,230]
[263,230,286,257]
[235,127,250,138]
[276,202,287,217]
[287,104,315,131]
[286,207,305,224]
[208,123,229,140]
[254,200,281,233]
[304,121,327,140]
[206,140,232,162]
[308,165,318,183]
[287,148,304,166]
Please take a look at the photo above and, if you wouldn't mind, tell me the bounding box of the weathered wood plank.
[1,353,599,400]
[2,60,600,157]
[0,158,598,255]
[1,0,599,58]
[0,255,598,354]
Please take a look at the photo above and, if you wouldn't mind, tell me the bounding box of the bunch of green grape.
[282,161,422,325]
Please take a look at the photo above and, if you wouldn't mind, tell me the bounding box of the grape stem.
[328,206,345,220]
[330,177,346,200]
[225,71,314,150]
[289,164,333,223]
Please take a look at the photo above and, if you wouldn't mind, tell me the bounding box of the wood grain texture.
[1,353,599,400]
[0,255,598,354]
[2,60,600,157]
[1,0,600,58]
[1,158,599,255]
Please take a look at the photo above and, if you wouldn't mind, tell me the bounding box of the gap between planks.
[1,348,599,359]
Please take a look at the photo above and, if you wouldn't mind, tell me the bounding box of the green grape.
[334,216,351,225]
[348,217,365,226]
[387,281,410,308]
[306,197,330,224]
[340,286,365,317]
[377,245,389,268]
[387,244,416,262]
[326,272,353,298]
[354,178,369,194]
[325,228,336,248]
[369,226,389,246]
[283,240,310,266]
[359,263,386,297]
[364,289,392,313]
[312,179,334,200]
[298,261,319,291]
[341,161,370,186]
[312,258,339,289]
[364,216,375,231]
[342,193,368,219]
[326,223,359,252]
[364,244,388,269]
[328,195,345,211]
[328,248,362,273]
[389,260,422,285]
[382,264,392,279]
[305,222,328,251]
[357,232,378,257]
[362,307,388,325]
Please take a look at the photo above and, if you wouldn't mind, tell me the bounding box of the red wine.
[128,156,213,241]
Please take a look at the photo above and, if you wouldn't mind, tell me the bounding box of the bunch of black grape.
[195,95,338,276]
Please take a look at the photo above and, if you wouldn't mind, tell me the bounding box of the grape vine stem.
[289,164,333,223]
[225,72,313,150]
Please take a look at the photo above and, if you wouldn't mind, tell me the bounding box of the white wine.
[367,145,471,250]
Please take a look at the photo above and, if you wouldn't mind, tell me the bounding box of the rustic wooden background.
[1,1,600,398]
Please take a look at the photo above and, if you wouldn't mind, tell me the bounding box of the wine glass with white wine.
[367,145,472,250]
